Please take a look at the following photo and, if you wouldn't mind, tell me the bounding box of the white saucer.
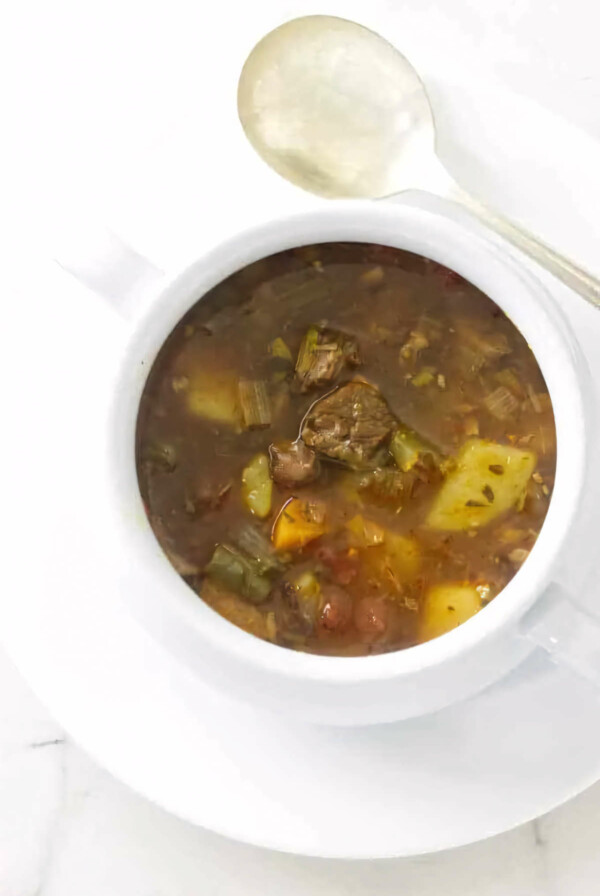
[3,74,600,858]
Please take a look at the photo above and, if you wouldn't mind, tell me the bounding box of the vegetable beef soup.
[136,243,556,656]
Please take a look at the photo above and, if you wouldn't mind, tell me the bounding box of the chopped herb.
[488,464,504,475]
[482,485,495,503]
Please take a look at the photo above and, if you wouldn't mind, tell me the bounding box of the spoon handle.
[443,177,600,309]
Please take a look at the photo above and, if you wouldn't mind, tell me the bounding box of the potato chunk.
[187,372,241,427]
[427,439,536,531]
[421,583,483,641]
[360,531,421,587]
[241,453,272,519]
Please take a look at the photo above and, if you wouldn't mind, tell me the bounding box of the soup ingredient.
[360,265,385,287]
[205,544,273,603]
[346,514,386,547]
[411,367,436,387]
[354,468,408,506]
[187,371,241,427]
[315,544,360,586]
[269,440,320,487]
[241,453,273,518]
[238,380,271,429]
[400,330,429,361]
[301,381,396,469]
[421,583,483,640]
[318,585,353,633]
[289,570,323,628]
[142,442,177,473]
[295,325,360,391]
[361,531,421,588]
[508,547,530,566]
[274,572,325,637]
[269,337,293,363]
[484,386,520,421]
[354,595,389,636]
[456,322,511,370]
[272,497,328,551]
[427,439,537,531]
[390,426,441,473]
[235,524,282,573]
[269,337,294,383]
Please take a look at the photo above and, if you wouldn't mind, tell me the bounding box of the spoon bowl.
[238,15,436,199]
[238,15,600,306]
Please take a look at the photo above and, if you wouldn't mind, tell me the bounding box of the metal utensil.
[238,15,600,307]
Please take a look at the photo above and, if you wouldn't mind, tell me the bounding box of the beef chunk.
[295,326,360,392]
[269,440,320,488]
[301,381,396,469]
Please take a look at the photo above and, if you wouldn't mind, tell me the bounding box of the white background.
[2,0,600,893]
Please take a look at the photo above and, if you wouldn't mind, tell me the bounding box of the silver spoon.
[238,15,600,308]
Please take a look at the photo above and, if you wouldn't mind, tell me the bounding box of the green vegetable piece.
[484,386,519,421]
[238,380,271,429]
[269,337,293,363]
[205,544,272,604]
[269,338,294,383]
[241,453,273,519]
[494,367,524,397]
[390,427,440,473]
[295,325,359,392]
[411,367,436,387]
[295,326,320,382]
[427,439,536,531]
[235,523,283,574]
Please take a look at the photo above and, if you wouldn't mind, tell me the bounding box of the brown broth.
[136,243,556,656]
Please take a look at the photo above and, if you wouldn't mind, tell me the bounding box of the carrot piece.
[271,498,327,551]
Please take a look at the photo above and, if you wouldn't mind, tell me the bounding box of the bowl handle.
[522,584,600,686]
[51,214,165,321]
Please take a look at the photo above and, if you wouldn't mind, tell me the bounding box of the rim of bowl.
[110,200,587,684]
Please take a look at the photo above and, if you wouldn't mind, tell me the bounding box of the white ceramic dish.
[3,75,600,857]
[107,199,593,726]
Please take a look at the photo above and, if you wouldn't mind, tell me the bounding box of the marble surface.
[3,639,600,895]
[3,0,600,891]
